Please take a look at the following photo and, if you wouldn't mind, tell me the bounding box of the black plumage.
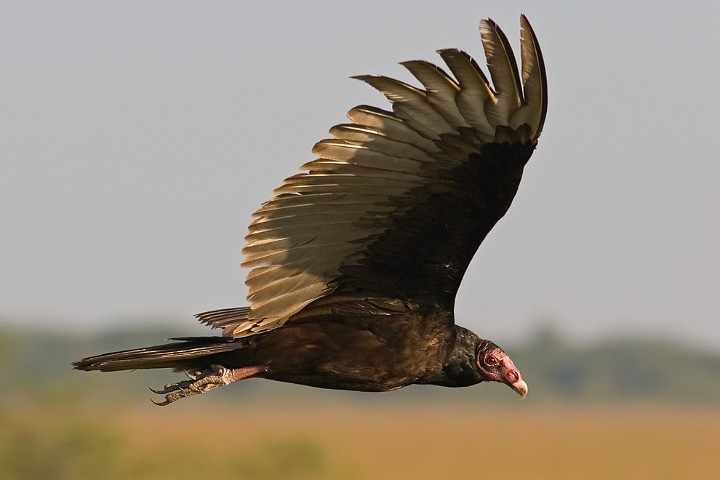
[74,15,547,405]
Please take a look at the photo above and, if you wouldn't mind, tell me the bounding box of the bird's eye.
[484,355,498,366]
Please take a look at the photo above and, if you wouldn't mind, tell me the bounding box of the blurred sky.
[1,1,719,350]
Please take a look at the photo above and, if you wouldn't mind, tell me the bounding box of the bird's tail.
[72,336,244,372]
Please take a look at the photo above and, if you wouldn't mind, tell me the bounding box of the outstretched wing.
[219,16,546,338]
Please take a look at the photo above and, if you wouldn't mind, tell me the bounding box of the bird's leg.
[150,364,266,406]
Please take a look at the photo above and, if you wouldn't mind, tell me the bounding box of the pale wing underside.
[220,16,546,338]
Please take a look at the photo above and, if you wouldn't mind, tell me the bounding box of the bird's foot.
[150,364,266,406]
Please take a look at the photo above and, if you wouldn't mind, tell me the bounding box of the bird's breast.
[255,317,454,391]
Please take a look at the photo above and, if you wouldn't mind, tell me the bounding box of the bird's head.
[439,327,527,397]
[475,339,527,398]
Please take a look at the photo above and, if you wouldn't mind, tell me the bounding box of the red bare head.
[475,340,528,398]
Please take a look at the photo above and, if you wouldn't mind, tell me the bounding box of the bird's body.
[74,15,546,405]
[225,300,455,392]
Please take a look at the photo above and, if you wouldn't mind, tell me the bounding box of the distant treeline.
[1,323,719,406]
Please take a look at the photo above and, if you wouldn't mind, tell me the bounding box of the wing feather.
[347,105,440,152]
[479,19,523,127]
[352,74,454,138]
[513,14,548,138]
[400,60,468,129]
[435,48,495,140]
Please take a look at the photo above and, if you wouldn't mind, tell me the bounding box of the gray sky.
[2,1,719,350]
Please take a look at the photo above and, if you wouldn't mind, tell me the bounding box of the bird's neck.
[416,325,483,387]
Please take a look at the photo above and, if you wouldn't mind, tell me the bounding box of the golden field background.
[3,401,719,480]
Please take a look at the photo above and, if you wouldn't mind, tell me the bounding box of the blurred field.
[2,401,718,479]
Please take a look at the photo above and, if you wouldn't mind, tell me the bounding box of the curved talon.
[149,380,188,395]
[149,384,181,395]
[183,369,203,380]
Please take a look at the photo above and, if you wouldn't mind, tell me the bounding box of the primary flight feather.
[74,15,547,405]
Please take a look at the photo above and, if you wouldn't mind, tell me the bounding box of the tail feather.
[72,336,243,372]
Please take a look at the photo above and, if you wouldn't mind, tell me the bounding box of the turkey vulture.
[74,15,547,405]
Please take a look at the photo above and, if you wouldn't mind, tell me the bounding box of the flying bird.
[74,15,547,405]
